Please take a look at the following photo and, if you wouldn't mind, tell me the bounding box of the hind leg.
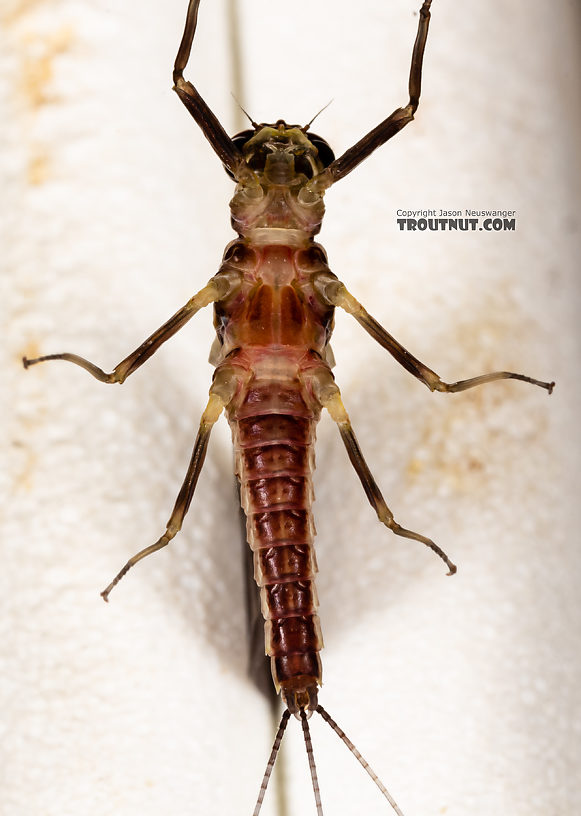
[101,365,241,600]
[307,368,456,575]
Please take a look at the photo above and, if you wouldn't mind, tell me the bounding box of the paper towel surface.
[3,1,579,814]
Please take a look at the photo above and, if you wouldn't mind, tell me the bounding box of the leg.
[315,275,555,395]
[23,275,234,385]
[173,0,244,177]
[308,368,456,575]
[310,0,433,192]
[100,366,241,600]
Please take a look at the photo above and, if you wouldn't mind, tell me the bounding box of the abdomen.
[227,372,324,711]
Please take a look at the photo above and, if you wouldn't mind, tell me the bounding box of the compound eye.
[294,154,315,179]
[306,132,335,168]
[231,129,256,150]
[224,129,256,180]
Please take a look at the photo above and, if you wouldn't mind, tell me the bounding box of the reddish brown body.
[213,241,337,711]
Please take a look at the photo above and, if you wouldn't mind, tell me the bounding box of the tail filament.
[316,705,405,816]
[301,709,324,816]
[252,705,406,815]
[253,709,290,816]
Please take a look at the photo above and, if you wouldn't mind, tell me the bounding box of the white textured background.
[2,1,580,815]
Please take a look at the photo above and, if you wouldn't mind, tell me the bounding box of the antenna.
[231,92,259,128]
[302,99,333,132]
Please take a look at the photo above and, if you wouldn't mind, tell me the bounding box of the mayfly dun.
[19,0,556,813]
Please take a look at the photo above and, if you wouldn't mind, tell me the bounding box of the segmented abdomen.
[229,378,324,703]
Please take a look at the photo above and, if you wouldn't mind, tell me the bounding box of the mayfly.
[22,0,554,813]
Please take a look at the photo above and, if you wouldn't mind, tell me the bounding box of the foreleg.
[307,0,433,192]
[173,0,245,178]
